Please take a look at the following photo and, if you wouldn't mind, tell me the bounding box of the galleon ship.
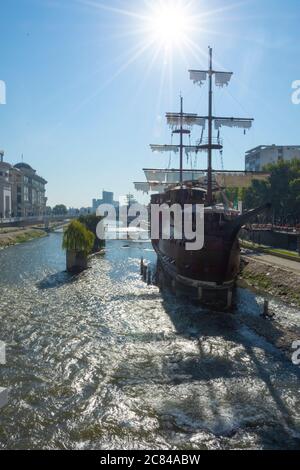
[134,48,269,309]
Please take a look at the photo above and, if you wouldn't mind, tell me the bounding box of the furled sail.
[150,145,179,153]
[166,113,206,130]
[160,170,207,183]
[135,171,269,193]
[190,70,233,88]
[184,145,206,155]
[189,70,207,86]
[143,169,208,185]
[215,72,233,88]
[149,183,167,193]
[183,170,205,181]
[166,172,180,184]
[150,144,206,157]
[134,182,169,194]
[144,169,166,183]
[134,182,151,194]
[214,118,253,130]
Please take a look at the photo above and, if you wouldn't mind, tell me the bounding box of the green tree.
[78,214,105,252]
[244,159,300,224]
[52,204,68,216]
[62,220,95,255]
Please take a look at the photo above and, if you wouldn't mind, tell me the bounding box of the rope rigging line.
[187,134,192,165]
[200,127,204,144]
[168,134,173,169]
[225,85,251,117]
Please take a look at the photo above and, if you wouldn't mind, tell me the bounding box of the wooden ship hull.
[134,48,270,309]
[153,238,239,309]
[151,189,269,309]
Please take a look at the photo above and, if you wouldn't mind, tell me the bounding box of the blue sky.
[0,0,299,207]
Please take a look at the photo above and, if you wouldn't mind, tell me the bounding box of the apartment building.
[245,145,300,171]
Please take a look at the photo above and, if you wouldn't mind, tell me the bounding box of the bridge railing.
[0,214,74,227]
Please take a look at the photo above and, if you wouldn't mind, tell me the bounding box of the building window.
[24,186,29,202]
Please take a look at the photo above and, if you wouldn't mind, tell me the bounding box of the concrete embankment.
[0,227,47,248]
[240,253,300,308]
[0,222,68,249]
[238,254,300,357]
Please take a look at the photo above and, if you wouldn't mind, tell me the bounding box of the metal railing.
[0,214,73,227]
[248,223,300,234]
[196,137,223,147]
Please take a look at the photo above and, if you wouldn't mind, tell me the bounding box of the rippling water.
[0,233,299,450]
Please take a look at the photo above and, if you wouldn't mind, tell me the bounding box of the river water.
[0,233,299,450]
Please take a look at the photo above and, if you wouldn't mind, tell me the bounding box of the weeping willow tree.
[63,221,95,272]
[78,214,105,252]
[63,220,95,254]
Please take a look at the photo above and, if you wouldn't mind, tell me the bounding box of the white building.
[12,162,47,217]
[0,151,12,219]
[0,152,47,219]
[245,145,300,171]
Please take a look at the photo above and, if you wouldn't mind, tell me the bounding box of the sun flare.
[147,2,193,48]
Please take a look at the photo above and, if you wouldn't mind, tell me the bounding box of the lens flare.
[147,2,193,48]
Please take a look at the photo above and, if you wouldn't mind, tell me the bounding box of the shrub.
[78,214,105,252]
[62,220,95,255]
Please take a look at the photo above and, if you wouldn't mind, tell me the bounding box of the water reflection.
[0,234,299,450]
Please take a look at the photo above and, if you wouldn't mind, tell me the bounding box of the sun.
[146,2,193,48]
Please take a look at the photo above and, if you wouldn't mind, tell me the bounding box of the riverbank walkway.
[242,249,300,275]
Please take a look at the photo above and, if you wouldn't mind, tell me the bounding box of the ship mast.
[189,47,254,205]
[137,48,254,200]
[207,47,213,204]
[175,95,188,187]
[147,98,205,191]
[180,96,183,186]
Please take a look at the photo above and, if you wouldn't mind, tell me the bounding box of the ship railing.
[196,137,223,147]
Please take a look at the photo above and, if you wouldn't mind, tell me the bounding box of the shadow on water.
[159,290,300,449]
[36,271,77,290]
[111,280,300,449]
[2,236,299,449]
[110,292,162,302]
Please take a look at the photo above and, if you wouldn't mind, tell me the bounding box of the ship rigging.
[134,47,270,309]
